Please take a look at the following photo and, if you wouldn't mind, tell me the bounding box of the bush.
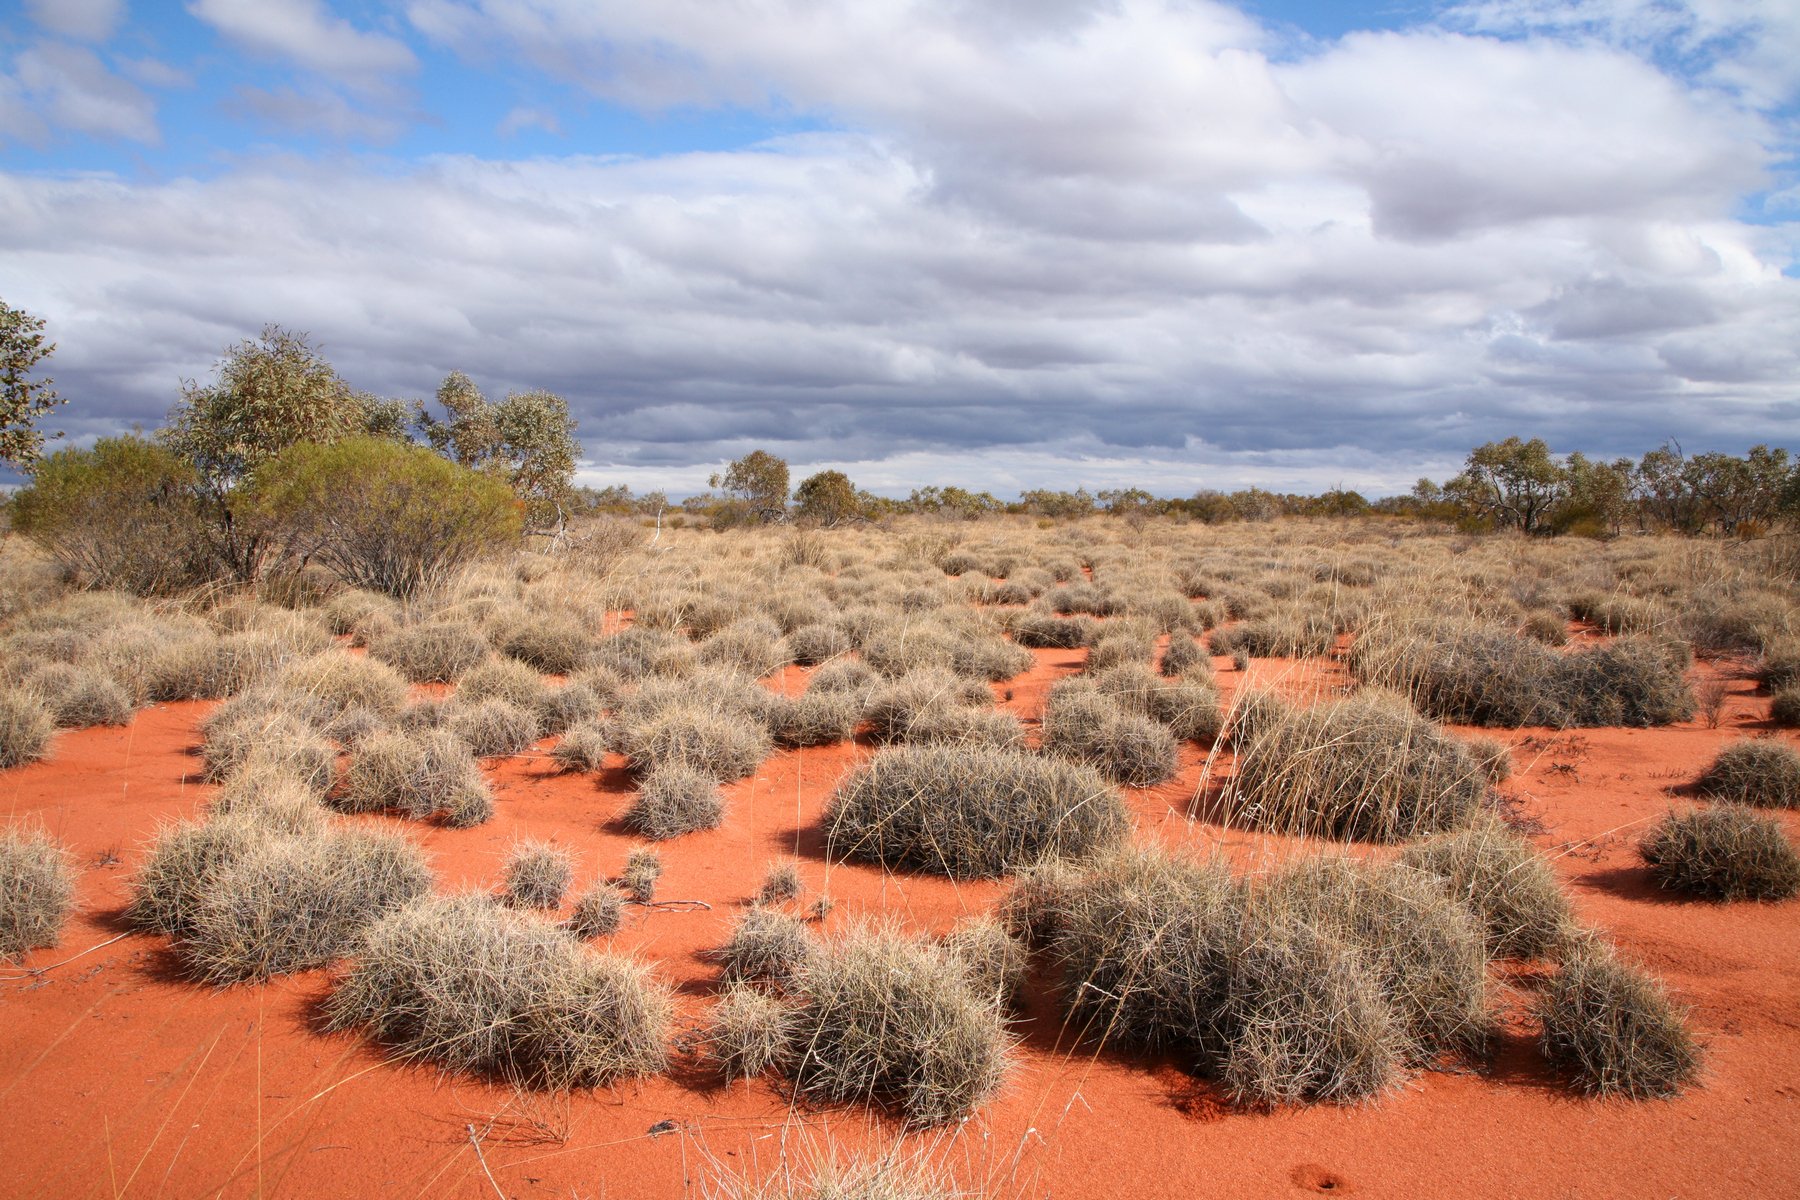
[1695,739,1800,808]
[336,729,493,826]
[699,618,792,678]
[211,766,329,833]
[447,699,541,757]
[504,840,575,908]
[535,682,601,736]
[499,614,597,675]
[458,657,550,709]
[552,721,613,772]
[0,692,55,769]
[273,651,410,718]
[371,622,490,683]
[1640,806,1800,900]
[621,846,662,901]
[1223,690,1487,842]
[715,906,815,985]
[767,691,861,748]
[326,895,672,1088]
[181,827,432,983]
[8,435,214,594]
[710,983,795,1082]
[939,917,1029,1010]
[1537,942,1700,1098]
[1084,664,1223,743]
[23,663,133,728]
[202,711,337,796]
[862,669,994,743]
[1041,685,1178,787]
[788,622,850,666]
[1010,612,1096,649]
[568,884,625,939]
[246,437,522,598]
[617,703,770,780]
[129,814,270,938]
[0,827,76,962]
[826,744,1126,878]
[1161,635,1208,678]
[1400,819,1572,959]
[146,632,286,701]
[626,764,726,839]
[756,860,804,906]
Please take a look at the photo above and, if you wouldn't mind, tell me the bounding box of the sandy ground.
[4,637,1798,1199]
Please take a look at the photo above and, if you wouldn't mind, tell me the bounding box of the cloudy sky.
[2,0,1796,496]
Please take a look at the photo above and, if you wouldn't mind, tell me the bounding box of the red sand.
[4,646,1799,1198]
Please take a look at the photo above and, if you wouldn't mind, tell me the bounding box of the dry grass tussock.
[1041,683,1178,786]
[621,846,663,901]
[0,691,56,769]
[1399,818,1574,959]
[627,763,726,838]
[336,728,494,826]
[705,918,1011,1126]
[1640,806,1800,900]
[504,840,575,908]
[12,662,133,728]
[568,884,624,939]
[0,827,77,962]
[699,1139,971,1200]
[1695,738,1800,808]
[827,743,1127,878]
[326,894,672,1088]
[1222,689,1488,842]
[1537,940,1701,1098]
[370,621,490,682]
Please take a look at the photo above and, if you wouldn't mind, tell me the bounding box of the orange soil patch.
[4,649,1799,1198]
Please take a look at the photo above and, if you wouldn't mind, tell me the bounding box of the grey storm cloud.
[3,0,1797,495]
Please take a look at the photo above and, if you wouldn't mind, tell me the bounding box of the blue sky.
[3,1,1797,495]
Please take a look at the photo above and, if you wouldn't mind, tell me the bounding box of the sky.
[2,0,1797,498]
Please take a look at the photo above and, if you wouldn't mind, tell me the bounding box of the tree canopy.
[0,299,68,469]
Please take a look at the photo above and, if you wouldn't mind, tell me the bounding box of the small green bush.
[1641,806,1800,900]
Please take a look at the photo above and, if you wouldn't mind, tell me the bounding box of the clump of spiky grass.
[617,703,771,780]
[1695,739,1800,808]
[1087,630,1155,672]
[862,669,996,743]
[1160,635,1209,679]
[1041,684,1178,786]
[273,651,410,718]
[23,663,133,728]
[145,632,285,701]
[1640,806,1800,901]
[621,847,663,901]
[325,894,672,1088]
[767,691,861,748]
[716,906,816,985]
[1537,941,1700,1098]
[826,744,1126,879]
[1400,818,1573,959]
[739,919,1011,1126]
[788,622,851,666]
[699,618,793,678]
[335,729,494,826]
[626,764,726,839]
[756,859,804,906]
[446,699,542,757]
[710,983,796,1082]
[939,917,1029,1010]
[182,827,432,984]
[499,615,597,675]
[504,840,575,909]
[202,711,337,797]
[1258,855,1492,1063]
[0,827,77,962]
[1009,611,1096,650]
[551,721,613,772]
[568,884,625,939]
[211,762,331,833]
[701,1142,966,1200]
[534,682,601,736]
[1462,734,1513,784]
[1771,684,1800,727]
[1223,689,1487,842]
[129,814,270,938]
[807,658,878,697]
[458,657,550,710]
[0,691,56,769]
[371,622,490,683]
[1084,664,1222,743]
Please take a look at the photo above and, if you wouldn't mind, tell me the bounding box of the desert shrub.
[756,859,804,905]
[1695,739,1800,808]
[202,708,337,791]
[210,767,329,833]
[1041,685,1178,787]
[245,437,522,598]
[23,663,133,728]
[568,884,624,939]
[1210,609,1335,659]
[182,827,432,983]
[1758,638,1800,690]
[768,691,861,748]
[0,827,76,962]
[0,691,56,768]
[700,618,792,678]
[1223,690,1486,842]
[8,435,214,594]
[1213,914,1405,1105]
[807,658,878,697]
[787,623,852,667]
[617,703,771,780]
[897,704,1026,750]
[535,682,602,736]
[1087,631,1155,672]
[1462,734,1513,784]
[1567,591,1666,635]
[1258,856,1491,1062]
[1523,609,1569,645]
[1537,942,1700,1098]
[862,669,993,743]
[591,627,697,680]
[274,651,410,717]
[777,921,1011,1126]
[1084,664,1223,743]
[826,744,1126,878]
[621,847,662,901]
[1010,612,1096,649]
[336,729,493,826]
[322,589,399,637]
[552,721,613,772]
[939,917,1029,1009]
[459,657,550,709]
[371,622,490,683]
[447,699,541,757]
[862,626,1031,682]
[1640,806,1800,901]
[145,632,285,701]
[710,983,796,1082]
[1161,635,1208,678]
[1771,685,1800,727]
[1352,623,1693,728]
[326,894,672,1087]
[505,840,575,909]
[1400,819,1573,959]
[128,814,276,938]
[716,906,815,985]
[499,614,597,675]
[627,764,726,839]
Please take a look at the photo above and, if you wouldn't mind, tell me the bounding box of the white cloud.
[3,43,159,144]
[497,106,561,138]
[189,0,417,90]
[23,0,125,42]
[227,85,409,140]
